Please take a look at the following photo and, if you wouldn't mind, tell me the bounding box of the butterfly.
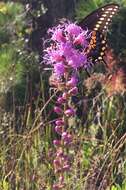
[79,3,119,67]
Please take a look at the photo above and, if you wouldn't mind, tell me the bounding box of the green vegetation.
[0,0,126,190]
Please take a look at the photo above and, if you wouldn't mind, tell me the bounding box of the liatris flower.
[53,159,61,167]
[57,97,66,104]
[68,86,78,95]
[52,28,66,43]
[56,119,64,126]
[53,184,62,190]
[62,164,70,172]
[59,176,64,184]
[74,32,89,47]
[62,92,69,100]
[62,132,72,145]
[53,140,61,147]
[43,20,91,189]
[44,21,90,77]
[65,23,82,36]
[66,76,78,88]
[64,108,75,117]
[54,106,63,115]
[56,148,64,157]
[55,125,62,135]
[53,183,65,190]
[54,63,65,77]
[68,52,87,69]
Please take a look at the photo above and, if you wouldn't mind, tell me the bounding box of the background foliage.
[0,0,126,190]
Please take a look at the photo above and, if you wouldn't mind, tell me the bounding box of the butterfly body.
[79,4,119,66]
[87,31,106,62]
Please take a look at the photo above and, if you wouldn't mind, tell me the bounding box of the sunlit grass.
[0,82,126,189]
[0,1,126,190]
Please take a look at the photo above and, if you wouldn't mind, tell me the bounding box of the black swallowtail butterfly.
[79,3,119,66]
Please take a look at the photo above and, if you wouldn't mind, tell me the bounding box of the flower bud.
[54,168,62,174]
[57,97,66,104]
[52,29,66,43]
[66,76,78,88]
[56,149,64,157]
[55,119,64,126]
[55,126,62,135]
[62,92,69,100]
[54,106,63,115]
[62,132,68,139]
[53,140,61,146]
[53,159,60,167]
[64,108,75,117]
[53,184,61,190]
[62,132,72,145]
[59,175,64,183]
[63,164,70,171]
[68,87,78,95]
[62,154,69,162]
[74,33,88,47]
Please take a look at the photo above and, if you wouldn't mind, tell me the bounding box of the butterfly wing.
[79,3,119,32]
[79,4,119,65]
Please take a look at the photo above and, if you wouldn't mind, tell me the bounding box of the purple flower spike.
[54,106,63,115]
[44,21,90,71]
[64,108,75,117]
[44,21,91,188]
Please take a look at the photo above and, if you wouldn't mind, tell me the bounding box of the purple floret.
[43,21,91,77]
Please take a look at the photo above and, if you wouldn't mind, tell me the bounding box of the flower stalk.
[44,20,91,189]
